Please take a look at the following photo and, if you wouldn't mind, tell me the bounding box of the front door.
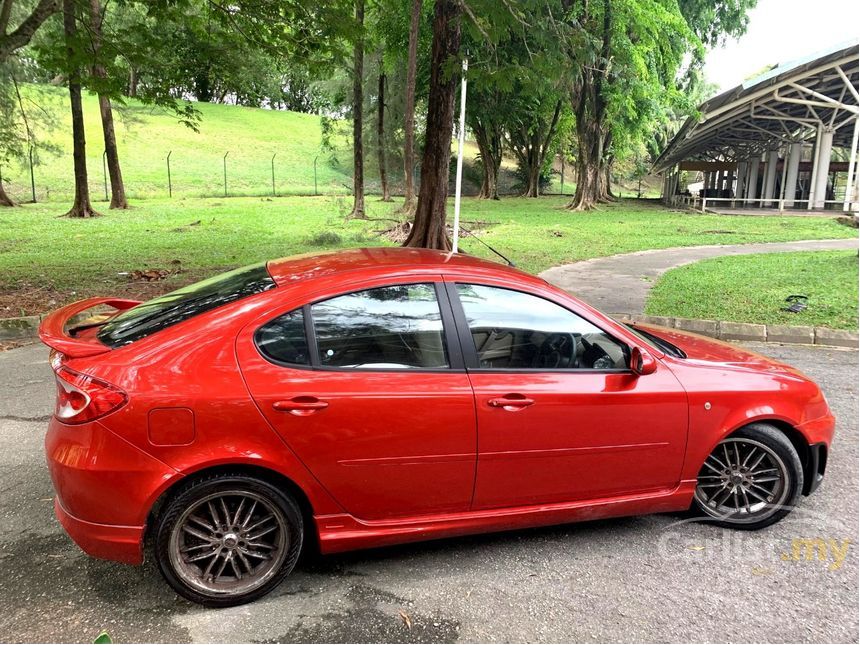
[238,281,477,521]
[449,282,688,510]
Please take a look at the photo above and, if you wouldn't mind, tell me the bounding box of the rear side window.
[311,283,449,369]
[97,263,276,348]
[255,308,310,366]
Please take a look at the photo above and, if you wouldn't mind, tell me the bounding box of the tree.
[349,0,365,218]
[0,0,58,63]
[403,0,460,249]
[375,53,391,201]
[561,0,693,211]
[62,0,97,217]
[400,0,422,212]
[506,98,563,198]
[87,0,126,208]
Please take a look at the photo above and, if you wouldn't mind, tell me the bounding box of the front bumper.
[45,416,177,564]
[797,413,835,496]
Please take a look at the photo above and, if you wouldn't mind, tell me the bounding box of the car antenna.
[457,222,516,267]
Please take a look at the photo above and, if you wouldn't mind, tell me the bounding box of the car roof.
[265,247,541,287]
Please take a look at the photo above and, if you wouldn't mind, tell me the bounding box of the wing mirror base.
[630,346,657,375]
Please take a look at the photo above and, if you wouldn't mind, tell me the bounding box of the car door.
[447,281,689,510]
[237,280,477,521]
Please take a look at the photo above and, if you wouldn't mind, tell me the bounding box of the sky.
[703,0,860,93]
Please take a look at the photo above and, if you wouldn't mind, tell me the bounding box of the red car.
[40,248,834,606]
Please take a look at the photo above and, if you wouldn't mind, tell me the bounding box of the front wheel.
[693,423,803,530]
[154,474,304,607]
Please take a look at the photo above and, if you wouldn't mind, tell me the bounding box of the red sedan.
[40,248,834,606]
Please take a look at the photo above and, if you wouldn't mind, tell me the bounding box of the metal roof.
[653,41,859,172]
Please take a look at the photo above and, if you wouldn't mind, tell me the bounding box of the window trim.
[445,281,633,374]
[268,280,464,373]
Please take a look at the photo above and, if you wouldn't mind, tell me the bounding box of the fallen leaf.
[687,545,706,551]
[399,610,413,630]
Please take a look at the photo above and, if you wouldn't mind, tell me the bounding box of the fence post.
[313,154,319,196]
[223,152,229,197]
[102,151,108,201]
[29,146,36,203]
[271,153,277,197]
[166,151,172,198]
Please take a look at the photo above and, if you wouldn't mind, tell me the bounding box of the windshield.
[623,323,687,358]
[97,263,276,348]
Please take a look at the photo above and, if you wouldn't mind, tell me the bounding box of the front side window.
[456,284,628,370]
[311,283,449,369]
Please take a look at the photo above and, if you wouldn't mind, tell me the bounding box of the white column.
[745,156,760,204]
[763,149,779,207]
[843,117,859,213]
[736,161,747,200]
[811,128,834,209]
[783,142,802,208]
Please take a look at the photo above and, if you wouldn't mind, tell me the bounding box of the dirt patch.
[0,268,213,317]
[380,220,496,244]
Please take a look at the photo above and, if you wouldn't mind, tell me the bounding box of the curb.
[3,310,857,349]
[612,314,859,349]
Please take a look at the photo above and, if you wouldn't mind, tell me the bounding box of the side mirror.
[630,346,657,375]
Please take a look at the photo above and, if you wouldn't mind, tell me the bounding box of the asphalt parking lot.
[0,341,857,643]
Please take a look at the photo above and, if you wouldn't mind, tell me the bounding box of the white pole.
[844,116,859,213]
[452,58,468,254]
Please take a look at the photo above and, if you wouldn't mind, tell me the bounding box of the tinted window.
[456,284,628,370]
[311,283,449,369]
[98,263,276,348]
[256,308,310,365]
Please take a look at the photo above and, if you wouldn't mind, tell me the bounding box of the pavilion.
[654,41,859,215]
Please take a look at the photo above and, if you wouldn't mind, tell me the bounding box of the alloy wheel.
[167,489,289,597]
[694,437,790,524]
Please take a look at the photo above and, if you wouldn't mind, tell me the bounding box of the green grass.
[645,251,859,330]
[2,85,355,202]
[1,195,855,316]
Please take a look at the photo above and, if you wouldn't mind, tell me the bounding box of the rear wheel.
[693,423,803,530]
[154,474,303,607]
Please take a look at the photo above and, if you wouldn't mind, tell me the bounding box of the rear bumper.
[54,497,144,565]
[45,416,177,564]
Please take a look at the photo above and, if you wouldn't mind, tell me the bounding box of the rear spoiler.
[38,297,141,358]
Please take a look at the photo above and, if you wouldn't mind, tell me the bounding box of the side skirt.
[314,480,698,554]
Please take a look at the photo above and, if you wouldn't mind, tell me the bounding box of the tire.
[154,473,304,607]
[692,423,804,530]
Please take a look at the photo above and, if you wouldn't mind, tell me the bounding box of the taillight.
[53,365,127,424]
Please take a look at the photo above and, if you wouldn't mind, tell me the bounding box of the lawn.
[0,195,855,317]
[645,251,859,330]
[2,85,355,202]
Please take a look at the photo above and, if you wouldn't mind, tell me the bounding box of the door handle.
[488,396,535,410]
[273,397,329,415]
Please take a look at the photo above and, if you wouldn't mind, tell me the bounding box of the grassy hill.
[2,86,356,202]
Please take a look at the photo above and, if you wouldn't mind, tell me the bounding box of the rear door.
[447,281,689,510]
[237,279,477,521]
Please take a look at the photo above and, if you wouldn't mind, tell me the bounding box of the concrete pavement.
[0,342,857,643]
[539,238,859,315]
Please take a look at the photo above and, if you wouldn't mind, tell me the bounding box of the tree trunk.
[89,0,128,209]
[403,0,460,250]
[473,120,500,200]
[349,0,365,218]
[63,0,98,218]
[376,62,391,201]
[0,174,16,206]
[400,0,422,213]
[127,67,138,97]
[566,113,602,211]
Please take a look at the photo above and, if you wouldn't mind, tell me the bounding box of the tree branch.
[0,0,59,63]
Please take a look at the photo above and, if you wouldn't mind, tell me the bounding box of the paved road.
[0,342,857,643]
[539,238,859,314]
